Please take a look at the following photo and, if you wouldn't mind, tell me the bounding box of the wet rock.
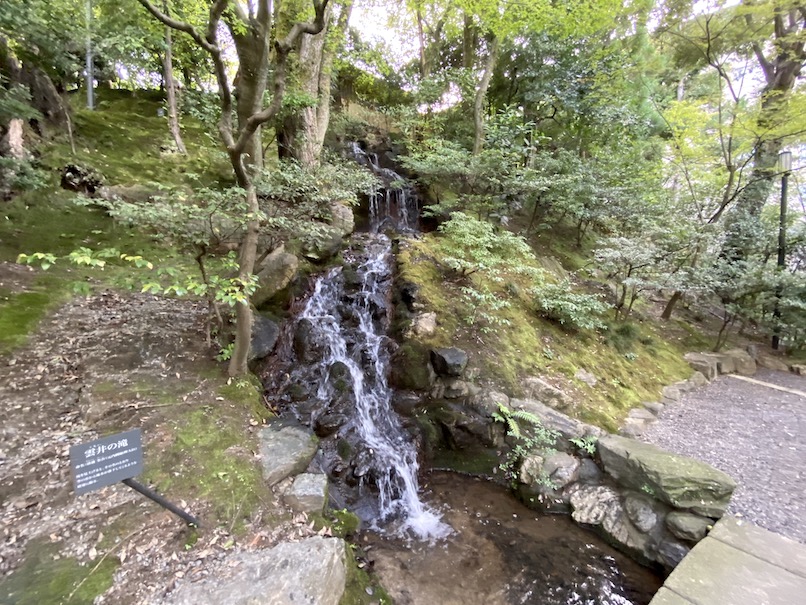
[523,377,568,410]
[283,473,329,514]
[683,353,718,381]
[578,459,603,484]
[601,502,653,562]
[657,538,690,569]
[249,314,280,363]
[294,318,324,364]
[666,511,712,541]
[390,344,436,391]
[253,244,299,307]
[722,348,757,376]
[568,484,621,526]
[314,412,348,438]
[258,422,319,486]
[624,494,659,533]
[327,361,353,393]
[598,435,736,517]
[430,348,468,377]
[165,537,346,605]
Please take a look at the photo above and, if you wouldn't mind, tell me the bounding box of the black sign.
[69,429,144,495]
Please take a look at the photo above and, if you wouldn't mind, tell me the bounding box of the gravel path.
[641,369,806,544]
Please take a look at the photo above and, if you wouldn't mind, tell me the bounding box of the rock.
[624,494,659,533]
[303,231,342,263]
[666,511,712,541]
[657,538,690,569]
[511,398,604,447]
[430,348,468,377]
[687,371,709,389]
[258,422,319,486]
[711,354,737,375]
[60,163,104,195]
[166,537,346,605]
[519,454,546,485]
[390,344,436,391]
[253,245,299,308]
[601,501,653,562]
[598,435,736,517]
[442,378,473,399]
[250,314,280,362]
[628,408,657,421]
[522,376,568,410]
[1,118,28,160]
[294,318,323,364]
[578,459,603,484]
[661,385,681,403]
[756,354,789,372]
[469,389,509,417]
[575,369,598,387]
[314,412,348,437]
[620,419,648,438]
[793,364,806,376]
[722,348,757,375]
[543,452,580,488]
[683,353,718,381]
[329,202,355,237]
[283,473,329,514]
[643,401,665,416]
[409,312,437,337]
[568,484,621,525]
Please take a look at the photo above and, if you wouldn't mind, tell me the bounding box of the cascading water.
[350,142,420,233]
[299,234,449,539]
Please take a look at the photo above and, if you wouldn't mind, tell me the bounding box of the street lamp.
[772,150,792,350]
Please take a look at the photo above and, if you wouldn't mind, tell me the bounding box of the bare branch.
[136,0,218,54]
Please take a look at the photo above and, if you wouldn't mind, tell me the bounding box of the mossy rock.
[389,341,435,391]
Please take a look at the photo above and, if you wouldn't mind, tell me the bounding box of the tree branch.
[137,0,219,54]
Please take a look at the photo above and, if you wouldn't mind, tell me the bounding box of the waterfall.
[300,234,450,540]
[349,142,420,232]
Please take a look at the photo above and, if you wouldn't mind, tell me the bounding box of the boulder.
[624,494,659,533]
[409,312,437,337]
[756,354,790,372]
[523,377,568,410]
[259,422,319,486]
[249,314,280,363]
[165,537,346,605]
[441,378,474,399]
[577,459,603,484]
[294,318,324,364]
[519,454,546,485]
[543,452,580,489]
[666,511,712,542]
[687,371,709,389]
[390,344,436,391]
[722,348,757,376]
[657,538,690,569]
[793,364,806,376]
[329,202,355,237]
[568,484,621,526]
[469,389,509,417]
[511,398,604,447]
[643,401,665,416]
[683,353,718,381]
[253,245,299,308]
[598,435,736,517]
[661,385,681,403]
[283,473,329,514]
[601,501,654,563]
[430,348,468,377]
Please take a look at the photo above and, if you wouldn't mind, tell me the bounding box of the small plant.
[569,435,598,456]
[492,402,560,482]
[624,352,638,361]
[542,346,555,360]
[216,343,235,362]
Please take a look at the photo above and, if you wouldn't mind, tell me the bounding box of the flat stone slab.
[259,421,318,486]
[166,537,346,605]
[649,517,806,605]
[283,472,329,514]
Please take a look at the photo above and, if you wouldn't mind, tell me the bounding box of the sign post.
[70,429,200,527]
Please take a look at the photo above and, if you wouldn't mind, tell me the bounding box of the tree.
[137,0,330,376]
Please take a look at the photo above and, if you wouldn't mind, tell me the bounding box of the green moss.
[217,374,272,422]
[142,404,271,533]
[0,540,117,605]
[339,546,392,605]
[0,291,56,354]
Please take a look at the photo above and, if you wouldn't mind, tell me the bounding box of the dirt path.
[0,290,315,604]
[641,369,806,544]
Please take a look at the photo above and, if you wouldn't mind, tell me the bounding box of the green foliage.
[569,435,598,456]
[0,157,49,196]
[0,81,42,124]
[492,402,560,483]
[531,281,608,331]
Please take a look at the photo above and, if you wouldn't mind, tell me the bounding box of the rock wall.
[398,344,738,573]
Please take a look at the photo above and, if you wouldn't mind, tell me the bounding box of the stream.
[275,144,662,603]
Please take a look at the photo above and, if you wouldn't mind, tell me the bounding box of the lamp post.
[772,150,792,350]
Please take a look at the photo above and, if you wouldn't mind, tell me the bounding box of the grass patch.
[0,291,57,355]
[0,540,117,605]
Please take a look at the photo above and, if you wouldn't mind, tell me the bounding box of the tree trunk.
[416,8,428,78]
[277,1,347,167]
[228,185,261,377]
[462,13,476,70]
[661,290,683,320]
[472,35,499,156]
[162,16,187,155]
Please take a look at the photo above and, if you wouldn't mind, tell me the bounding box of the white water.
[300,234,450,541]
